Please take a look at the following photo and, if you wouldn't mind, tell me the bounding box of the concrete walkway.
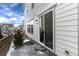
[7,38,56,56]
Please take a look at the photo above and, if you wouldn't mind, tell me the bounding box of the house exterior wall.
[25,3,52,41]
[55,3,78,56]
[25,3,79,56]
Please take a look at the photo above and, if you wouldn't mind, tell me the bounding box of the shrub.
[13,30,24,48]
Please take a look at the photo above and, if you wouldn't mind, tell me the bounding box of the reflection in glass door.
[45,11,53,49]
[40,16,45,44]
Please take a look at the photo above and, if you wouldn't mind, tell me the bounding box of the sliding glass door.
[45,11,53,49]
[40,11,53,49]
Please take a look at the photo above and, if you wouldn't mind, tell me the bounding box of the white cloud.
[0,17,9,23]
[10,17,17,21]
[0,3,24,25]
[6,12,13,16]
[4,7,11,11]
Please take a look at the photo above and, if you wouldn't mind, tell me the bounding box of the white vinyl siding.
[25,3,51,41]
[55,3,78,56]
[25,3,79,56]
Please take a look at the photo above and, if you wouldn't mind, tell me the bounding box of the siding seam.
[56,41,77,49]
[56,4,73,11]
[56,25,77,27]
[56,38,77,44]
[56,34,77,38]
[56,13,78,19]
[56,30,77,32]
[56,19,77,23]
[56,7,78,15]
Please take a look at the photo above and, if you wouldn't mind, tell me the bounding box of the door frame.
[38,6,56,52]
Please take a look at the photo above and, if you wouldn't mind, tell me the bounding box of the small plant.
[13,30,24,48]
[0,28,3,39]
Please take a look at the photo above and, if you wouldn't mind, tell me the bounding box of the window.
[27,25,33,34]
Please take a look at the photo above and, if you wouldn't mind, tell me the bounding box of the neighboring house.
[24,3,79,56]
[0,24,14,36]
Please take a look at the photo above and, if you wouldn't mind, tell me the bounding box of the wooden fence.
[0,34,13,56]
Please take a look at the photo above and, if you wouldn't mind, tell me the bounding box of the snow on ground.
[6,41,14,56]
[23,39,30,43]
[6,38,55,56]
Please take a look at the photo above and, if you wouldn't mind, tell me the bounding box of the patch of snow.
[37,51,45,55]
[23,39,30,43]
[6,41,14,56]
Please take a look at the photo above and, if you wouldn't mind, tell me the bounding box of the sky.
[0,3,24,27]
